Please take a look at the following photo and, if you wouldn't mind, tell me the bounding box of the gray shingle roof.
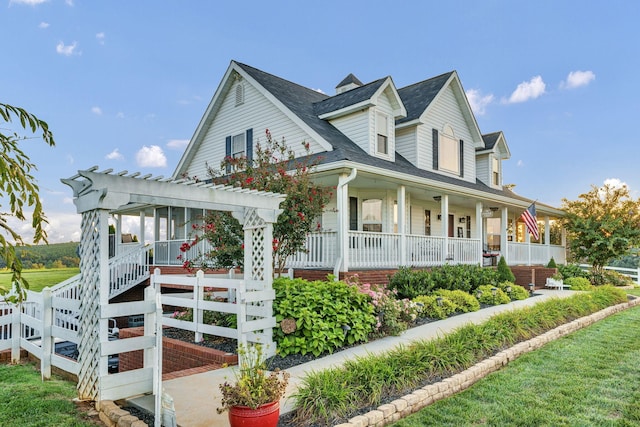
[314,78,387,116]
[397,72,454,124]
[481,132,501,150]
[235,62,538,206]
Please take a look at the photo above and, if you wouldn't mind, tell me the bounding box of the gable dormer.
[396,71,483,184]
[315,76,406,161]
[476,131,511,189]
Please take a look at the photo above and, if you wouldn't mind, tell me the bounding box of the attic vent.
[235,83,244,106]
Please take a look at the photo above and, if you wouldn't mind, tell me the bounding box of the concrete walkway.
[128,289,575,426]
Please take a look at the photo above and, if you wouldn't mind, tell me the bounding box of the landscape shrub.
[564,277,593,291]
[387,267,436,299]
[601,270,634,287]
[547,257,558,268]
[496,256,516,282]
[292,286,627,425]
[476,284,511,305]
[558,263,589,280]
[432,289,480,313]
[273,277,375,356]
[497,281,529,300]
[389,265,500,299]
[347,277,419,336]
[413,295,457,319]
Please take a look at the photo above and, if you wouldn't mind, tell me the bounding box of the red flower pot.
[228,401,280,427]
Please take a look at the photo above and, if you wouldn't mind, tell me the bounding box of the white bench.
[545,278,568,290]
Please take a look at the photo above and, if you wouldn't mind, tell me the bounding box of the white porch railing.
[507,242,566,265]
[154,233,567,270]
[109,244,153,298]
[287,231,337,269]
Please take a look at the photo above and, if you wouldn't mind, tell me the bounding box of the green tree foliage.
[185,129,333,274]
[0,242,80,269]
[561,183,640,275]
[0,103,55,302]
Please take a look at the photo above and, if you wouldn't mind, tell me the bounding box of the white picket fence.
[0,268,276,404]
[0,275,82,378]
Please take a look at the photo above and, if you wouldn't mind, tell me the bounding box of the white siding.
[396,126,417,165]
[329,110,369,153]
[374,92,395,161]
[418,84,477,183]
[184,80,326,179]
[476,153,490,186]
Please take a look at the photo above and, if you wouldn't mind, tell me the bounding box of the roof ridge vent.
[336,73,363,94]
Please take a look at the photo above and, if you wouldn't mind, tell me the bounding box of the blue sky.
[2,0,639,243]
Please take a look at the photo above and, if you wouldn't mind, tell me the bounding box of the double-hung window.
[231,133,246,158]
[376,113,389,155]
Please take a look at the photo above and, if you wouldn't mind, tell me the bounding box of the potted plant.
[217,343,289,427]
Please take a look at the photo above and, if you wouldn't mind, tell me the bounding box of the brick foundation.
[293,269,399,285]
[118,327,237,380]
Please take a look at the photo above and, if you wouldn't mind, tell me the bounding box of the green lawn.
[392,302,640,426]
[0,268,79,293]
[0,363,100,426]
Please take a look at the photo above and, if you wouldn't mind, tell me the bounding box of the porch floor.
[127,289,575,426]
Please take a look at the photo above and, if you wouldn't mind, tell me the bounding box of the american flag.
[521,203,539,240]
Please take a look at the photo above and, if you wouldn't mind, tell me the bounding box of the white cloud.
[66,154,74,164]
[91,106,103,115]
[517,160,524,167]
[166,139,189,150]
[136,145,167,168]
[39,22,49,29]
[505,76,546,104]
[106,148,124,161]
[56,41,79,56]
[603,178,627,190]
[314,88,326,94]
[561,70,595,89]
[96,32,105,45]
[2,210,81,244]
[116,112,125,119]
[65,0,74,5]
[466,89,494,116]
[10,0,48,5]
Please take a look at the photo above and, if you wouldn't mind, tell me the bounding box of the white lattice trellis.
[76,210,103,400]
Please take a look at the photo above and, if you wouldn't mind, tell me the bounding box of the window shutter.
[432,129,439,170]
[459,139,464,177]
[246,128,253,164]
[225,136,232,174]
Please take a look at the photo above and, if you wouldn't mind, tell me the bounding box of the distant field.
[0,268,80,293]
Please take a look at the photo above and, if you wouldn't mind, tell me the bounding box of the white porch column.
[476,202,483,264]
[139,210,146,244]
[501,207,508,263]
[441,195,449,260]
[545,215,551,263]
[526,225,532,266]
[115,214,122,256]
[561,228,567,264]
[336,169,357,274]
[397,185,406,266]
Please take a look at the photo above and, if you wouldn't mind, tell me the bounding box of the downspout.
[335,168,357,279]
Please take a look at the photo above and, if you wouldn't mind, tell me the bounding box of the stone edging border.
[333,296,640,427]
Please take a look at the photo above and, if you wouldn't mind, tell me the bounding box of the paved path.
[128,289,575,426]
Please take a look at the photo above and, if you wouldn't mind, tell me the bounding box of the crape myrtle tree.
[180,129,333,275]
[0,103,55,303]
[561,183,640,276]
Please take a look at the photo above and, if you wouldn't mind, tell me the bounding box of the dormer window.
[492,157,500,186]
[376,112,389,155]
